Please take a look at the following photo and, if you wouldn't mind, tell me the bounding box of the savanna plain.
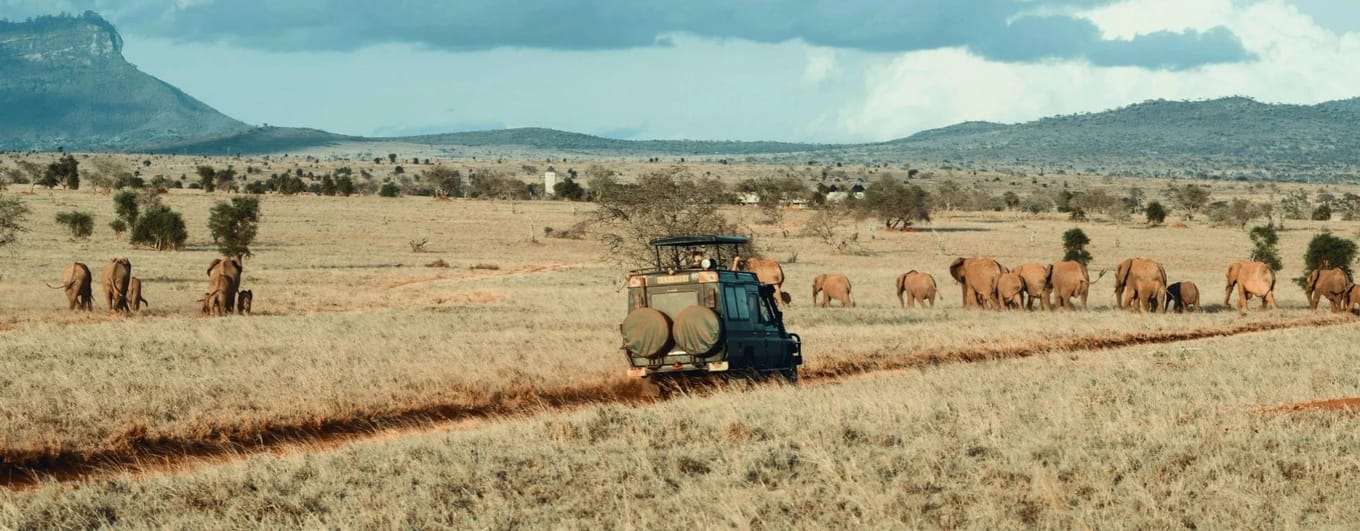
[1,154,1359,528]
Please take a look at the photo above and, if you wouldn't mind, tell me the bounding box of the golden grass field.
[2,154,1359,527]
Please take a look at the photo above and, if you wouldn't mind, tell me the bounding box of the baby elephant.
[127,277,150,312]
[237,289,253,315]
[1166,281,1200,313]
[812,274,854,308]
[896,270,936,308]
[996,271,1025,310]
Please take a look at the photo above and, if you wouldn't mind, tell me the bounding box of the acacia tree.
[1297,232,1357,288]
[1248,224,1282,272]
[590,166,748,268]
[130,206,188,251]
[857,176,931,230]
[1165,183,1211,220]
[208,197,261,259]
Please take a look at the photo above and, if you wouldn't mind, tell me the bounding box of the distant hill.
[0,12,247,151]
[850,96,1360,180]
[147,126,358,155]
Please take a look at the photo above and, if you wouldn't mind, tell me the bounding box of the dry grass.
[3,323,1358,528]
[3,154,1360,523]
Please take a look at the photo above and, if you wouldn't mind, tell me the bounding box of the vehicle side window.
[747,292,762,323]
[756,294,774,323]
[724,287,750,320]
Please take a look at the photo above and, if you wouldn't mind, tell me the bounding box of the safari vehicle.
[620,235,801,382]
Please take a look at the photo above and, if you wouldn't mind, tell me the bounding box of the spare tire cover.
[673,305,723,356]
[622,308,672,358]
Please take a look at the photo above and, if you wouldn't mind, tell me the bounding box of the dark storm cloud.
[2,0,1253,69]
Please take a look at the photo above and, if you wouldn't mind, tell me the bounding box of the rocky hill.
[0,12,247,151]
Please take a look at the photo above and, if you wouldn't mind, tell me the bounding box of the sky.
[2,0,1358,143]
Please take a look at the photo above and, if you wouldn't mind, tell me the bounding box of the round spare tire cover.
[622,308,672,358]
[673,305,723,356]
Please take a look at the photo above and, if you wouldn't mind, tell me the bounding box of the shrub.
[130,206,188,251]
[1248,225,1282,272]
[1297,232,1357,289]
[54,210,94,239]
[1311,204,1332,221]
[196,165,216,193]
[379,183,401,197]
[113,190,139,226]
[1062,228,1092,266]
[109,219,128,237]
[857,176,931,229]
[0,197,27,248]
[1145,201,1167,225]
[207,197,261,258]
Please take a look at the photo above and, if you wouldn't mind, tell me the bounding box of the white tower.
[544,169,558,197]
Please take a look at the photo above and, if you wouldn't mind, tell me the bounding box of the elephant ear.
[207,258,222,277]
[1115,259,1133,286]
[949,258,966,282]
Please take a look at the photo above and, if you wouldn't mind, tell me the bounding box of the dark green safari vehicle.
[620,235,801,382]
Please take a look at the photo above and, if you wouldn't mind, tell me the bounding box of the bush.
[130,206,188,251]
[196,165,216,192]
[1145,201,1167,225]
[1298,232,1357,289]
[54,210,94,239]
[379,183,401,197]
[1248,225,1282,272]
[113,190,139,226]
[1062,228,1092,266]
[109,219,128,237]
[589,166,751,268]
[0,197,27,248]
[208,197,261,258]
[1311,204,1332,221]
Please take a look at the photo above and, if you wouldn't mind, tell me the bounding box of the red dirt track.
[2,314,1353,490]
[1262,397,1360,413]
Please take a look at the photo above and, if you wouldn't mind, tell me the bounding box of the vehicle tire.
[779,368,799,385]
[672,305,722,356]
[621,308,672,358]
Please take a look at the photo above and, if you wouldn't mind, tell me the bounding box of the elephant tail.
[1089,269,1108,284]
[46,282,70,290]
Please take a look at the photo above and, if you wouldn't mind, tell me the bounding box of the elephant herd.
[736,255,1300,313]
[47,256,253,316]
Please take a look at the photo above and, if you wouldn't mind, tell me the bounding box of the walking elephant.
[895,270,936,308]
[1306,268,1350,312]
[47,262,93,311]
[1114,258,1167,311]
[207,257,244,314]
[238,289,254,315]
[1344,284,1360,312]
[1012,263,1052,310]
[127,277,149,312]
[1130,277,1167,312]
[812,273,854,308]
[102,258,132,312]
[996,271,1025,309]
[1224,260,1278,310]
[1166,281,1200,313]
[1046,260,1100,310]
[949,257,1007,310]
[732,256,790,307]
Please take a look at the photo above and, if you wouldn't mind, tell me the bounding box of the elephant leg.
[1224,282,1234,307]
[1265,292,1277,309]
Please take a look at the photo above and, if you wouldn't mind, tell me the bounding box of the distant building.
[544,168,557,197]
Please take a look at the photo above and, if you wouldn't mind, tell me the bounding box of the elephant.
[895,270,936,308]
[1012,263,1052,310]
[207,257,244,313]
[812,273,854,308]
[1305,268,1351,312]
[199,290,225,316]
[126,277,150,312]
[1046,260,1101,311]
[47,262,93,311]
[949,257,1007,310]
[996,271,1026,309]
[732,256,790,307]
[237,289,253,315]
[1224,260,1278,311]
[1166,281,1200,313]
[1129,277,1168,312]
[1344,284,1360,312]
[101,258,132,312]
[1115,258,1167,311]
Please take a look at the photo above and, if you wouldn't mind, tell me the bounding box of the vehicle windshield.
[649,291,696,318]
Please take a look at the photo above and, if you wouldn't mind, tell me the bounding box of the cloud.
[0,0,1254,69]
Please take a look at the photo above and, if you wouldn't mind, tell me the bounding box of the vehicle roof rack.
[648,235,749,247]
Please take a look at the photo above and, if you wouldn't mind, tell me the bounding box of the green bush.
[208,197,261,258]
[1297,232,1357,289]
[1311,204,1332,221]
[113,190,139,226]
[1145,201,1167,225]
[109,219,128,236]
[130,206,188,251]
[54,210,94,239]
[379,183,401,197]
[1062,228,1092,266]
[1248,225,1282,272]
